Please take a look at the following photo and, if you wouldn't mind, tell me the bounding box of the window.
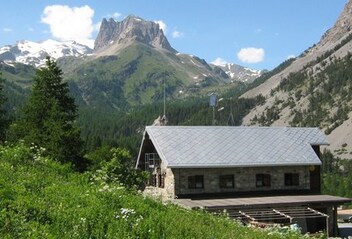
[188,175,204,189]
[256,174,271,187]
[148,173,164,188]
[145,153,160,170]
[285,173,299,186]
[158,174,165,188]
[219,175,234,189]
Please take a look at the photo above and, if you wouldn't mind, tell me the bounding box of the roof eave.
[135,129,148,169]
[168,162,322,169]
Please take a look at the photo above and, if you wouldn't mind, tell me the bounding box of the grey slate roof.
[143,126,328,168]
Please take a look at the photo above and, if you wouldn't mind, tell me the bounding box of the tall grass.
[0,143,307,238]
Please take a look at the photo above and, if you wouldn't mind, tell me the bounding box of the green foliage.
[0,72,7,142]
[87,147,148,189]
[0,142,304,238]
[279,72,307,92]
[253,50,352,128]
[78,96,261,154]
[85,145,114,171]
[251,105,280,126]
[321,150,352,202]
[12,58,85,170]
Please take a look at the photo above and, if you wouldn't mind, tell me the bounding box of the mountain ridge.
[0,39,93,67]
[241,0,352,100]
[213,63,262,83]
[240,0,352,158]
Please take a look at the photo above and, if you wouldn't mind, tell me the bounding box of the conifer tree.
[20,57,85,169]
[0,72,7,142]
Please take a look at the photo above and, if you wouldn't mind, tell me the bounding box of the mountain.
[64,43,232,109]
[0,16,229,112]
[0,40,93,67]
[240,0,352,158]
[0,15,261,93]
[241,0,352,100]
[212,63,263,83]
[94,15,176,53]
[56,15,262,109]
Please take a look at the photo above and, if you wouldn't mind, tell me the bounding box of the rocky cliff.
[320,0,352,48]
[94,15,176,53]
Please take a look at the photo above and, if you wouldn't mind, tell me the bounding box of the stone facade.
[164,166,309,198]
[143,168,175,201]
[176,166,310,196]
[144,165,313,199]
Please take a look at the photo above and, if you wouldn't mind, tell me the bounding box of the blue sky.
[0,0,348,70]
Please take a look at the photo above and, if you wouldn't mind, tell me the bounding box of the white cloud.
[237,47,265,64]
[154,20,167,34]
[41,5,96,48]
[112,12,122,18]
[172,30,183,38]
[287,54,295,59]
[211,57,228,66]
[3,28,13,32]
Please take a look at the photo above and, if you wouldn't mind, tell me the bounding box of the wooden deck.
[175,195,351,236]
[175,194,352,209]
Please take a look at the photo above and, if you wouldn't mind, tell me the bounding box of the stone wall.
[143,168,175,201]
[173,166,311,196]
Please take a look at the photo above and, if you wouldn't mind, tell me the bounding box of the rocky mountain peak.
[320,0,352,47]
[94,15,176,53]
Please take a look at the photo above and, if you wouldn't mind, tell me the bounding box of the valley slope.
[241,0,352,158]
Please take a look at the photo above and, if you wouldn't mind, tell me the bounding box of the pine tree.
[20,57,85,169]
[0,72,7,142]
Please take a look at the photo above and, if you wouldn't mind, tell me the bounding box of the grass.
[0,142,308,238]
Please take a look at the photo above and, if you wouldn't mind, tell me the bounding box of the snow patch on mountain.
[212,62,262,83]
[0,39,93,67]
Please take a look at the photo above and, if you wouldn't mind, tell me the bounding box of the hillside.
[0,62,32,115]
[240,0,352,158]
[0,142,303,238]
[65,41,231,109]
[63,15,250,109]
